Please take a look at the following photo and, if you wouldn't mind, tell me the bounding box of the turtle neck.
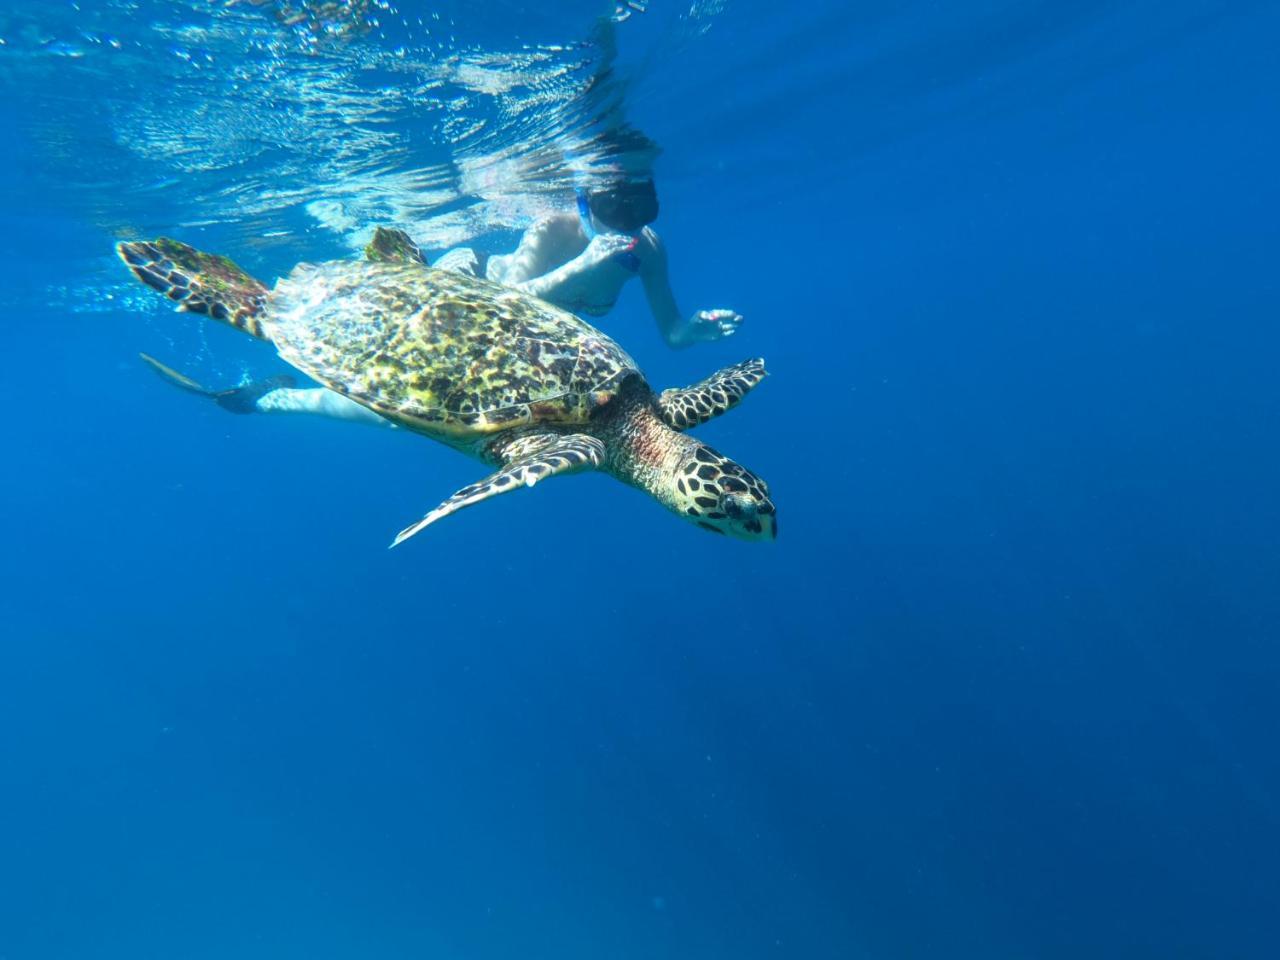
[601,393,701,512]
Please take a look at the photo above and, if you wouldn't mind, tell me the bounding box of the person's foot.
[213,375,297,414]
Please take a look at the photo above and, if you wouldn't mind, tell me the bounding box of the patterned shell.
[263,261,640,437]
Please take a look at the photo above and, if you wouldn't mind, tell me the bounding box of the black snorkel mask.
[582,178,659,234]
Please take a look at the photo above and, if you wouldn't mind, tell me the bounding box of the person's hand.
[583,232,638,267]
[687,308,743,342]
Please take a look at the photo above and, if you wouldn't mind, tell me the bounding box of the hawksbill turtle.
[116,234,776,545]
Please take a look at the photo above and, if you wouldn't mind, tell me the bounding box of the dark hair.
[586,178,659,233]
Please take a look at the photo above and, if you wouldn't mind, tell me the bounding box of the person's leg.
[252,387,394,427]
[140,353,393,428]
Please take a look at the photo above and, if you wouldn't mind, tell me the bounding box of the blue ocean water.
[2,1,1279,957]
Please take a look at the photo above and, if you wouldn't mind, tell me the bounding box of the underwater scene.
[2,1,1278,957]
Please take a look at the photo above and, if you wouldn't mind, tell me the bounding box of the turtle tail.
[117,238,270,340]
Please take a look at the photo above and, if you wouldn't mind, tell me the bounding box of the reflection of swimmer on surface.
[231,0,375,38]
[611,1,649,23]
[438,175,743,349]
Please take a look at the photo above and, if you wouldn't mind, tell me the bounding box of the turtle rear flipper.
[364,226,427,265]
[117,238,270,340]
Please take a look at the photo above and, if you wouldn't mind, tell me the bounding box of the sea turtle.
[116,235,776,545]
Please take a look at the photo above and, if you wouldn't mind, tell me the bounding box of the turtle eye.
[723,494,754,520]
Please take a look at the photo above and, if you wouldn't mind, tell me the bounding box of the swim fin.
[139,353,296,415]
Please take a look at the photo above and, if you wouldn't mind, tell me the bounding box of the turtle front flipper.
[390,434,605,547]
[117,238,270,339]
[657,358,767,430]
[364,227,427,265]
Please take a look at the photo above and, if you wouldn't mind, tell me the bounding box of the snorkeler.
[443,177,742,349]
[137,182,744,423]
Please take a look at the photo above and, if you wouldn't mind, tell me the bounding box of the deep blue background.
[2,2,1279,958]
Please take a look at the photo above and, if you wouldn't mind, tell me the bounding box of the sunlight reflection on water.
[2,0,676,258]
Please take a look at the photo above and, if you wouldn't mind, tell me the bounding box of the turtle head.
[672,443,776,541]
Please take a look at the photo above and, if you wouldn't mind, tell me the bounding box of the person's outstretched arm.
[517,233,637,301]
[487,217,570,287]
[639,228,742,348]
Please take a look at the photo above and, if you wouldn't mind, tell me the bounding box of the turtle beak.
[724,495,777,541]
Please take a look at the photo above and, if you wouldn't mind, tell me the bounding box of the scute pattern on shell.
[264,261,639,437]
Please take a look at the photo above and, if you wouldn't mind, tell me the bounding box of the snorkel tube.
[575,188,598,239]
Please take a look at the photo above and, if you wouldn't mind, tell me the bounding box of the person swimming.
[138,176,743,425]
[437,176,742,349]
[133,17,738,423]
